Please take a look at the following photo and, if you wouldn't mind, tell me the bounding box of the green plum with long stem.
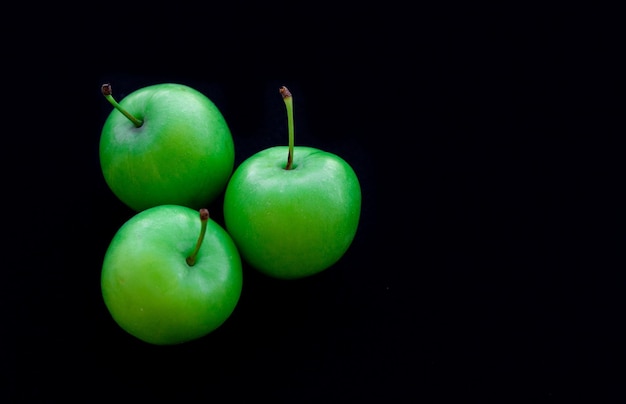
[99,83,235,211]
[223,86,361,279]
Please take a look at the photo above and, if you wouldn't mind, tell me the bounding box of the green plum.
[99,83,235,211]
[223,86,361,279]
[101,205,243,345]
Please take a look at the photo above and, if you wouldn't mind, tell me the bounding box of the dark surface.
[7,7,623,403]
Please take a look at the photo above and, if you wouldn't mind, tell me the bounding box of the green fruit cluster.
[99,82,361,345]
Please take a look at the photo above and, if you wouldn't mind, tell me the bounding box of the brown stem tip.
[101,83,112,96]
[279,86,292,99]
[199,208,209,221]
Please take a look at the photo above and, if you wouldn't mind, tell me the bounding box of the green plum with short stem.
[223,86,361,279]
[99,83,235,212]
[101,204,243,345]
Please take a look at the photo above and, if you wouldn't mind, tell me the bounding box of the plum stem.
[186,209,210,266]
[280,86,295,170]
[101,83,143,128]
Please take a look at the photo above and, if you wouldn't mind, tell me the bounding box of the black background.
[7,5,624,402]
